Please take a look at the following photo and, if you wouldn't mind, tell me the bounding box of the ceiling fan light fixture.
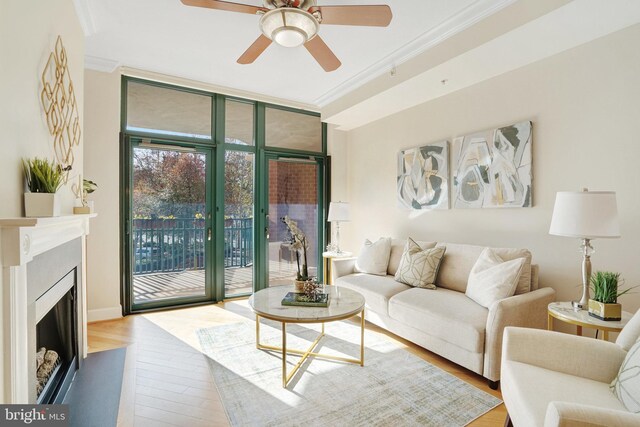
[260,8,319,48]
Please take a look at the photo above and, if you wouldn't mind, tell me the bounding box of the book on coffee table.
[281,292,330,307]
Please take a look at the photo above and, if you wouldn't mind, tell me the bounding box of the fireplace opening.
[35,278,78,404]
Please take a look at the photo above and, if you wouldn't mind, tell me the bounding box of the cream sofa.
[501,311,640,426]
[332,239,556,388]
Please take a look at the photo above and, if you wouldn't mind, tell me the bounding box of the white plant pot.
[24,192,61,217]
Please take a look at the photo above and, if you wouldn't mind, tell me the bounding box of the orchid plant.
[282,215,310,281]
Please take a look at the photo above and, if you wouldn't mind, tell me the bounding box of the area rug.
[197,320,502,427]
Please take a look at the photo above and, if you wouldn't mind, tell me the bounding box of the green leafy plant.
[82,178,98,206]
[83,178,97,195]
[22,158,64,193]
[590,271,636,304]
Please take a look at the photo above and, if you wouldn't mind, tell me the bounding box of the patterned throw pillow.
[394,238,446,289]
[611,339,640,413]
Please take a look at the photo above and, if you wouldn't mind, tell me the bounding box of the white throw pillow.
[394,238,446,289]
[611,339,640,413]
[355,237,392,276]
[465,248,526,308]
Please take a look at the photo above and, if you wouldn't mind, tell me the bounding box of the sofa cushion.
[616,309,640,352]
[494,248,533,295]
[531,264,539,291]
[503,360,627,427]
[335,274,410,316]
[465,248,526,308]
[394,239,446,289]
[611,339,640,412]
[436,243,532,294]
[388,288,488,353]
[355,237,392,276]
[388,238,437,276]
[435,243,484,293]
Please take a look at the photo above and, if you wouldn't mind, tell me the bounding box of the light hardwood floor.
[88,300,507,427]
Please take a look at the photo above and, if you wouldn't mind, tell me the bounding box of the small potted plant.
[282,216,315,291]
[73,178,98,214]
[588,271,635,321]
[22,158,64,217]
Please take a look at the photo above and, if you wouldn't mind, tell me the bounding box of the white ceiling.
[324,0,640,130]
[77,0,515,108]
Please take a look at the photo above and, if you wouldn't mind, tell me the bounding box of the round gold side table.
[547,301,632,341]
[322,251,353,285]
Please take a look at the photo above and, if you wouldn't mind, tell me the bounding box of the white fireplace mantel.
[0,214,96,403]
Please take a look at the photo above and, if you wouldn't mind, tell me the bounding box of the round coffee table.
[248,285,365,388]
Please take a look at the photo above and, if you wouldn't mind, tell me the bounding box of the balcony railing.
[133,217,253,275]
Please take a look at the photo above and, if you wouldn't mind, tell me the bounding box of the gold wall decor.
[40,36,81,178]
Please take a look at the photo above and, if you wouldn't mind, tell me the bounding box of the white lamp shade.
[549,191,621,239]
[328,202,350,222]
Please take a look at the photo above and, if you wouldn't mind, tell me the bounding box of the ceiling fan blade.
[304,36,341,72]
[308,5,392,27]
[181,0,267,15]
[237,35,272,64]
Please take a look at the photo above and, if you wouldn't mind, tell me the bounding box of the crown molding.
[85,55,121,73]
[73,0,96,37]
[313,0,517,107]
[323,0,640,131]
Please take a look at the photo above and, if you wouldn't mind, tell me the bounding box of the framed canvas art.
[452,121,532,209]
[397,141,449,210]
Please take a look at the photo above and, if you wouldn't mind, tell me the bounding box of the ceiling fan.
[181,0,393,72]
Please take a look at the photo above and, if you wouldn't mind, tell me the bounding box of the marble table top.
[248,285,365,323]
[548,301,632,330]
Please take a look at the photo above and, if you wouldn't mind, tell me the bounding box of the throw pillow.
[611,339,640,413]
[465,248,526,308]
[394,238,446,289]
[355,237,392,276]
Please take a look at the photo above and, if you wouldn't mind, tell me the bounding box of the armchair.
[501,309,640,426]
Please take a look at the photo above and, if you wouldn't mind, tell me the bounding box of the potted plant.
[588,271,635,321]
[282,216,314,291]
[22,158,64,217]
[73,178,98,214]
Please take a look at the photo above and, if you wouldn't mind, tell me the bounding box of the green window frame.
[120,76,328,314]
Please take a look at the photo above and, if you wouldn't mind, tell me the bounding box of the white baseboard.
[88,305,123,322]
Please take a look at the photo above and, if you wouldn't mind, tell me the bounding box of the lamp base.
[571,300,585,311]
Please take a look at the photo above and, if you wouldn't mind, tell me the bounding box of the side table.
[322,251,353,285]
[548,301,632,341]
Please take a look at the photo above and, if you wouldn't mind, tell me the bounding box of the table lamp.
[549,189,620,310]
[327,202,350,254]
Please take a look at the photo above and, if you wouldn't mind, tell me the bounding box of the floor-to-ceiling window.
[263,107,324,288]
[120,77,326,313]
[224,99,255,297]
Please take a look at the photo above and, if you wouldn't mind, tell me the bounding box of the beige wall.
[331,24,640,314]
[83,69,123,321]
[0,0,83,403]
[0,0,84,217]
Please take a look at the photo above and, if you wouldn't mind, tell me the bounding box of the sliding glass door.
[128,139,213,310]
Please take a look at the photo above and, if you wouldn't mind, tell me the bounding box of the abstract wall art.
[397,141,449,210]
[452,121,532,209]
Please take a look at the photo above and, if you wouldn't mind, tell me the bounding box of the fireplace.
[0,214,94,403]
[26,237,84,404]
[34,270,78,404]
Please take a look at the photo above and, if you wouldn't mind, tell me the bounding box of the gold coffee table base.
[255,309,365,388]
